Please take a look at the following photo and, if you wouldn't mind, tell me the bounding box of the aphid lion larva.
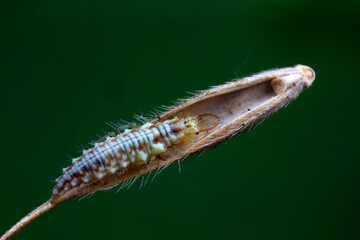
[1,64,315,240]
[52,114,220,201]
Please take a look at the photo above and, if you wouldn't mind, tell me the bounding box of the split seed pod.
[1,64,315,240]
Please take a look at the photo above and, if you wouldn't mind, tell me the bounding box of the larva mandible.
[1,64,315,240]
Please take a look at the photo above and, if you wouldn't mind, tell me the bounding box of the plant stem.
[1,200,57,240]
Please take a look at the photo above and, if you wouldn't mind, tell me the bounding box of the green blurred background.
[1,0,359,239]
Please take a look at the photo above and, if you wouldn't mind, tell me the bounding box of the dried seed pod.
[0,64,315,240]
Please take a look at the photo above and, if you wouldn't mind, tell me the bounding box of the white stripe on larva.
[119,135,132,161]
[131,135,147,163]
[115,137,126,160]
[144,129,155,140]
[127,133,139,149]
[102,143,115,162]
[124,134,137,163]
[106,153,119,172]
[141,128,157,157]
[95,147,108,171]
[137,130,152,153]
[74,161,83,175]
[108,140,120,158]
[133,131,144,145]
[157,124,171,145]
[132,133,148,163]
[88,151,99,170]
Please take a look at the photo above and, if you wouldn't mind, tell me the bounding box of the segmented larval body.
[52,117,198,199]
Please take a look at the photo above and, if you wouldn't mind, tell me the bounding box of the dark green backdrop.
[1,1,359,239]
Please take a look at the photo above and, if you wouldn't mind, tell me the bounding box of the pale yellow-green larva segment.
[52,116,200,200]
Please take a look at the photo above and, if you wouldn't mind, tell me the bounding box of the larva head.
[184,116,200,135]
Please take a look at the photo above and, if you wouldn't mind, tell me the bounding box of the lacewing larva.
[1,64,315,240]
[52,114,220,200]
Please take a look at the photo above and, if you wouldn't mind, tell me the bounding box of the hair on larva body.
[52,117,199,200]
[1,65,315,240]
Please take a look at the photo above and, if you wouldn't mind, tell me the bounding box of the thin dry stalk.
[1,64,315,240]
